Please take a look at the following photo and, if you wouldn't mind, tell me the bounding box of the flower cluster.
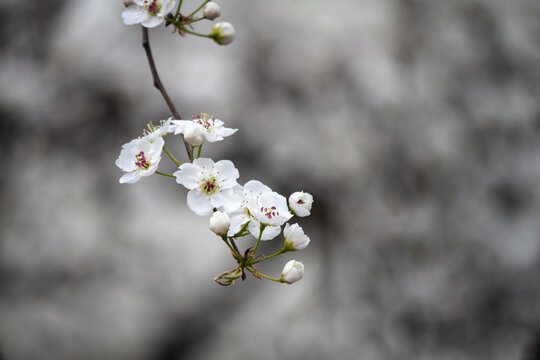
[115,114,313,285]
[122,0,236,45]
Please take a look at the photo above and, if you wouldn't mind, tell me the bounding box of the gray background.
[1,0,540,359]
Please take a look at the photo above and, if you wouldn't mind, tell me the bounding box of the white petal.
[175,163,202,190]
[216,127,238,138]
[142,15,165,28]
[247,220,281,240]
[121,6,148,25]
[215,160,239,188]
[122,137,142,149]
[161,0,176,14]
[119,171,141,184]
[211,189,241,213]
[227,210,250,236]
[171,120,192,135]
[244,180,272,196]
[186,190,213,216]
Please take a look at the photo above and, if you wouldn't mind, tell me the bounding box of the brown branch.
[141,26,190,157]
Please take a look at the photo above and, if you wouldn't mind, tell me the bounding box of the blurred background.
[2,0,540,359]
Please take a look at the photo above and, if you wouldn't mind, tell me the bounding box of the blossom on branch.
[288,191,313,217]
[122,0,176,28]
[281,260,304,284]
[174,158,241,216]
[283,223,310,251]
[170,113,237,143]
[115,137,164,184]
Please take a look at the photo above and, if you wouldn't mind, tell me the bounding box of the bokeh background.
[2,0,540,359]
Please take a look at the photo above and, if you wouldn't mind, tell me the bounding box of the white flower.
[288,191,313,217]
[115,137,164,184]
[122,0,176,28]
[184,122,206,146]
[209,211,230,235]
[203,2,221,20]
[226,180,288,240]
[170,113,237,143]
[142,118,173,142]
[281,260,304,284]
[283,223,310,251]
[247,184,292,227]
[174,158,241,216]
[211,22,235,45]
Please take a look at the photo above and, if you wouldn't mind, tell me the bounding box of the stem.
[252,224,266,254]
[222,236,242,260]
[174,0,183,18]
[182,16,207,26]
[141,27,190,157]
[187,0,210,19]
[163,145,181,167]
[249,248,286,265]
[156,171,176,178]
[197,145,202,159]
[182,27,213,39]
[229,237,242,261]
[190,145,195,163]
[246,266,284,283]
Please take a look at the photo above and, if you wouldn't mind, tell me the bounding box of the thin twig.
[141,26,190,158]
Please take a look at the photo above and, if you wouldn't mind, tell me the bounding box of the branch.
[141,26,190,157]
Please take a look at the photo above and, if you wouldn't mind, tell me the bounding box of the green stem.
[246,266,284,283]
[190,145,195,163]
[163,145,181,167]
[187,0,210,19]
[156,171,176,178]
[249,248,286,265]
[252,224,266,254]
[221,235,242,260]
[183,16,207,26]
[197,145,202,159]
[182,27,213,39]
[174,0,183,18]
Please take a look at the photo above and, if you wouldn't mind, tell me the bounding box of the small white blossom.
[115,137,164,184]
[209,211,230,235]
[211,22,235,45]
[203,2,221,20]
[288,191,313,217]
[281,260,304,284]
[226,180,288,240]
[247,183,292,227]
[283,223,310,251]
[184,122,206,146]
[122,0,176,28]
[170,113,237,143]
[174,158,241,216]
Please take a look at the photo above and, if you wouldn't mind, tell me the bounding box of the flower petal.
[247,219,281,240]
[141,16,165,28]
[175,163,202,190]
[186,189,213,216]
[119,171,141,184]
[215,160,239,188]
[121,6,148,25]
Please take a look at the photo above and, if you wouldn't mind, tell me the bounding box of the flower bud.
[209,211,230,235]
[283,223,310,251]
[288,191,313,217]
[211,22,235,45]
[203,2,221,20]
[184,123,205,146]
[281,260,304,284]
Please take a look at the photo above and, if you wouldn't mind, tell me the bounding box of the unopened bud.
[281,260,304,284]
[184,123,205,146]
[203,2,221,20]
[211,22,235,45]
[283,223,310,251]
[288,191,313,217]
[209,211,230,235]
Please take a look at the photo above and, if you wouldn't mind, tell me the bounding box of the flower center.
[192,113,215,131]
[201,177,219,195]
[260,206,279,220]
[297,199,305,204]
[144,0,161,15]
[135,151,151,169]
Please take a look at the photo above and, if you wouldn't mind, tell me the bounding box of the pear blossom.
[174,158,241,216]
[283,223,310,251]
[247,184,292,227]
[211,22,235,45]
[121,118,172,149]
[184,122,206,146]
[226,180,291,240]
[115,137,164,184]
[203,2,221,20]
[170,113,237,143]
[281,260,304,284]
[209,211,230,235]
[288,191,313,217]
[122,0,176,28]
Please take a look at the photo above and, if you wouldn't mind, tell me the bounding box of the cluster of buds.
[116,114,313,285]
[122,0,236,45]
